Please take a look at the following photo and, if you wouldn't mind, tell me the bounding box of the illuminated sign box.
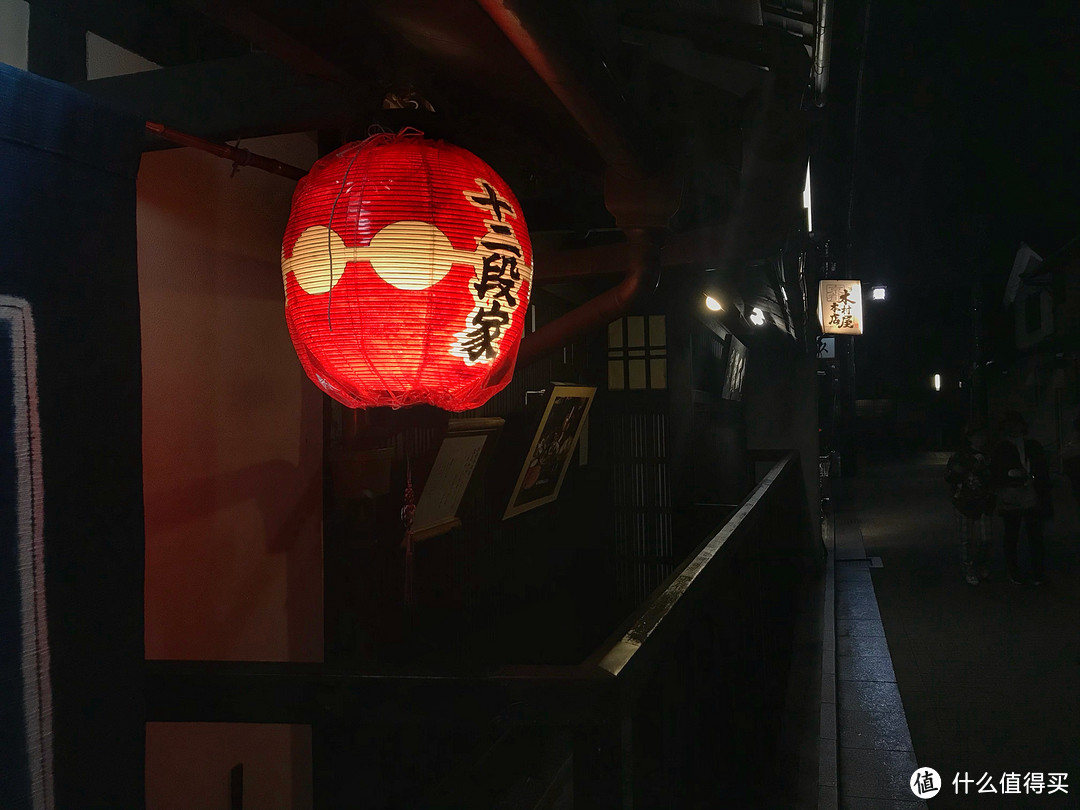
[818,280,864,335]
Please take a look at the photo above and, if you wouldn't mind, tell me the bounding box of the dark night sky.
[822,0,1080,400]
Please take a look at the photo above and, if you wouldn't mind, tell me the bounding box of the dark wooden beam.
[26,0,249,66]
[144,660,616,727]
[621,10,774,69]
[27,3,87,83]
[72,53,379,142]
[181,0,358,86]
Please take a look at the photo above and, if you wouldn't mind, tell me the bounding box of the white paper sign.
[412,434,487,531]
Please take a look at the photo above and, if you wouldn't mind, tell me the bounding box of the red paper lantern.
[281,131,533,410]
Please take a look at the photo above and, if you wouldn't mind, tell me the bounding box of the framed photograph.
[504,385,597,519]
[721,335,747,401]
[412,418,504,541]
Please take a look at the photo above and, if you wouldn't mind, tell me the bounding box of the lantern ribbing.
[281,131,533,410]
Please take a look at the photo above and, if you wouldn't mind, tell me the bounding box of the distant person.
[945,425,995,585]
[992,411,1051,585]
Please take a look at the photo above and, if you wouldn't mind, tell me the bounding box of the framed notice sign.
[818,280,863,335]
[721,335,747,401]
[504,385,596,519]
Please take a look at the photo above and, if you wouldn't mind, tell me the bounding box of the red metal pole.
[517,229,662,368]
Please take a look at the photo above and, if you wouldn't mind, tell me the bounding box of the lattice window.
[607,315,667,391]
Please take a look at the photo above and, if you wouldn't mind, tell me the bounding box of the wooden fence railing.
[146,451,817,808]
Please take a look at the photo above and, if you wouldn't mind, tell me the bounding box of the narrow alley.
[835,453,1080,809]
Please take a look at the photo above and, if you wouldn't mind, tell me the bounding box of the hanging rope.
[325,147,363,332]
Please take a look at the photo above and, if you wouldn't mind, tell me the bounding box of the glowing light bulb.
[750,307,765,326]
[705,295,723,312]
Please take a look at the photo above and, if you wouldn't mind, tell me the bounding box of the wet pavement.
[839,452,1080,810]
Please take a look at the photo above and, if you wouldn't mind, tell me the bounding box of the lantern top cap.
[300,127,499,193]
[324,127,461,164]
[342,126,427,151]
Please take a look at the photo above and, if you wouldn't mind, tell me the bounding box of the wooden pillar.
[0,63,145,808]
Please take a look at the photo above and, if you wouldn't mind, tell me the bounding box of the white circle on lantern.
[367,220,476,291]
[283,221,482,296]
[283,226,349,295]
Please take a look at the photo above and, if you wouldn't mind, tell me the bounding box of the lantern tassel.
[401,459,417,609]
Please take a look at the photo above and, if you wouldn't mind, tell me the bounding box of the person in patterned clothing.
[945,425,995,585]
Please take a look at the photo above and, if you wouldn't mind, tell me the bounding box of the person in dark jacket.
[991,411,1051,585]
[945,425,995,585]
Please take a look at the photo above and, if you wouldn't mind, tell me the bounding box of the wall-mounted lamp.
[933,373,941,392]
[750,307,765,326]
[871,286,887,301]
[705,294,724,312]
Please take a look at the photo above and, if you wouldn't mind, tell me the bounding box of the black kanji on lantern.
[474,253,521,306]
[469,181,514,222]
[461,300,510,361]
[480,236,522,256]
[455,178,528,365]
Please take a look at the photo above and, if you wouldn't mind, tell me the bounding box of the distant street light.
[933,373,941,391]
[705,294,723,312]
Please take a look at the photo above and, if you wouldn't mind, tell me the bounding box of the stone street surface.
[842,452,1080,810]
